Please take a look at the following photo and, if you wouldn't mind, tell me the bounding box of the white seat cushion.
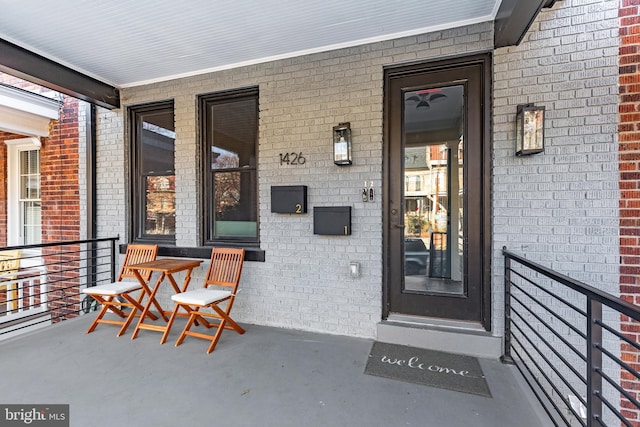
[171,288,231,306]
[82,280,142,296]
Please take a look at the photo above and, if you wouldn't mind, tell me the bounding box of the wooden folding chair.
[82,244,158,336]
[163,247,245,354]
[0,250,22,312]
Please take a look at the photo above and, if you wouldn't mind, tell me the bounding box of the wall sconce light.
[333,122,352,166]
[515,104,545,156]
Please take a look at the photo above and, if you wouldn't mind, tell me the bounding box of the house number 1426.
[279,152,306,165]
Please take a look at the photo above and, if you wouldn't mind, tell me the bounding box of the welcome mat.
[365,342,492,397]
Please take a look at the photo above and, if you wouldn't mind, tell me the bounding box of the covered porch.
[0,1,628,426]
[1,313,547,427]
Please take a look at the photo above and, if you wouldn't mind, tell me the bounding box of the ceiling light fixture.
[406,89,447,110]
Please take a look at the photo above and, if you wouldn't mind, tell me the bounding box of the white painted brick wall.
[493,1,619,421]
[95,107,128,241]
[94,0,620,346]
[493,0,619,330]
[96,22,493,339]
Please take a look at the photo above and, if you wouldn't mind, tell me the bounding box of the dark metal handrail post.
[586,297,603,426]
[501,247,514,364]
[110,238,117,283]
[88,240,97,288]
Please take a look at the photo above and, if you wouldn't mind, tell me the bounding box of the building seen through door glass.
[403,85,464,295]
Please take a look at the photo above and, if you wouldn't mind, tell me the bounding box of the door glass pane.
[403,85,464,295]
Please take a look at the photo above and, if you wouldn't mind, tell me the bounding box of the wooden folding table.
[128,258,203,341]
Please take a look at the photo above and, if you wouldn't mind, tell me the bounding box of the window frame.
[199,87,259,246]
[5,137,42,246]
[128,100,176,245]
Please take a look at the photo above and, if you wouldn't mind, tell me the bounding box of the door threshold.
[386,313,487,334]
[378,315,502,359]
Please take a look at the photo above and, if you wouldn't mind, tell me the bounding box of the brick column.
[42,96,81,322]
[0,131,13,246]
[0,131,13,309]
[619,0,640,424]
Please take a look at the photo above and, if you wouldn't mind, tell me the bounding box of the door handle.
[392,224,405,229]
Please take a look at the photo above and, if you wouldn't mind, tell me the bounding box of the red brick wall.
[41,96,81,320]
[619,0,640,424]
[0,130,19,310]
[0,73,82,321]
[0,130,19,247]
[41,96,80,243]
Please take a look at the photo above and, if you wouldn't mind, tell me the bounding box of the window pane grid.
[22,202,41,245]
[18,149,41,245]
[19,150,40,200]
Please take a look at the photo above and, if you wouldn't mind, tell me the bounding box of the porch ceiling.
[0,0,552,108]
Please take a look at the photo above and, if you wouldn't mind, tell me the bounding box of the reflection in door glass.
[403,86,464,295]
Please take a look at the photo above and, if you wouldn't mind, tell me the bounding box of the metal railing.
[503,247,640,427]
[0,237,118,340]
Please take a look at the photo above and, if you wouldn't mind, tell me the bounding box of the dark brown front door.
[384,55,490,328]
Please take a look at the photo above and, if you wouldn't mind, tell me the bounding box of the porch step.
[377,315,502,359]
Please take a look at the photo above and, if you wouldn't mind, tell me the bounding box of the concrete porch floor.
[1,314,550,427]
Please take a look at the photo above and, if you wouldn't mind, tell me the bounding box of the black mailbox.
[313,206,351,235]
[271,185,307,214]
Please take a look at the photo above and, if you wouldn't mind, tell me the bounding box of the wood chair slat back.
[118,244,159,282]
[204,248,245,290]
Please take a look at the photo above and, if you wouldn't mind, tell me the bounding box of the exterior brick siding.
[619,0,640,423]
[41,97,80,244]
[0,130,19,309]
[93,0,620,343]
[42,96,82,321]
[3,1,636,422]
[494,1,620,422]
[0,130,16,246]
[0,74,82,322]
[97,21,495,338]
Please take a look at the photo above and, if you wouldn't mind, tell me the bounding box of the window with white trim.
[5,138,42,246]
